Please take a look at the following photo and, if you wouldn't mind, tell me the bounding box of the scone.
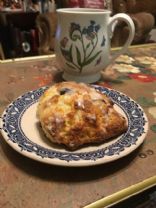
[37,81,127,150]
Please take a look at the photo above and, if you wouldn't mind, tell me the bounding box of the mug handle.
[108,13,135,61]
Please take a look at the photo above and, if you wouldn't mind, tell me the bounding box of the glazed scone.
[37,82,127,150]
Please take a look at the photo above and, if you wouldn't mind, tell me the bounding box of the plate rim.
[0,85,148,167]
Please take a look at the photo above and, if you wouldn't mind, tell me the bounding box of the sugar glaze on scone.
[37,82,127,150]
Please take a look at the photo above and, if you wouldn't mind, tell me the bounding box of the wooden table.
[0,44,156,208]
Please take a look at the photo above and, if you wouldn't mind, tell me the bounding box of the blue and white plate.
[0,86,148,167]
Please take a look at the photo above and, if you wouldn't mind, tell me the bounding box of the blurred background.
[0,0,156,60]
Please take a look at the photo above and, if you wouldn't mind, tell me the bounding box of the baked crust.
[37,82,127,150]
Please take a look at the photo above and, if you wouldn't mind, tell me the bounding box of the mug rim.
[56,8,111,14]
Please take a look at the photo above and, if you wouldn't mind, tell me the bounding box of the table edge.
[0,54,55,64]
[84,176,156,208]
[1,43,156,64]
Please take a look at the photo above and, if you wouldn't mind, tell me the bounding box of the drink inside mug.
[56,8,111,13]
[55,8,135,83]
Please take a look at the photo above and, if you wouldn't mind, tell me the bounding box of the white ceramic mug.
[55,8,135,83]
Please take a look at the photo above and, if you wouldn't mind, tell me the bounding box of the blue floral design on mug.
[60,21,105,73]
